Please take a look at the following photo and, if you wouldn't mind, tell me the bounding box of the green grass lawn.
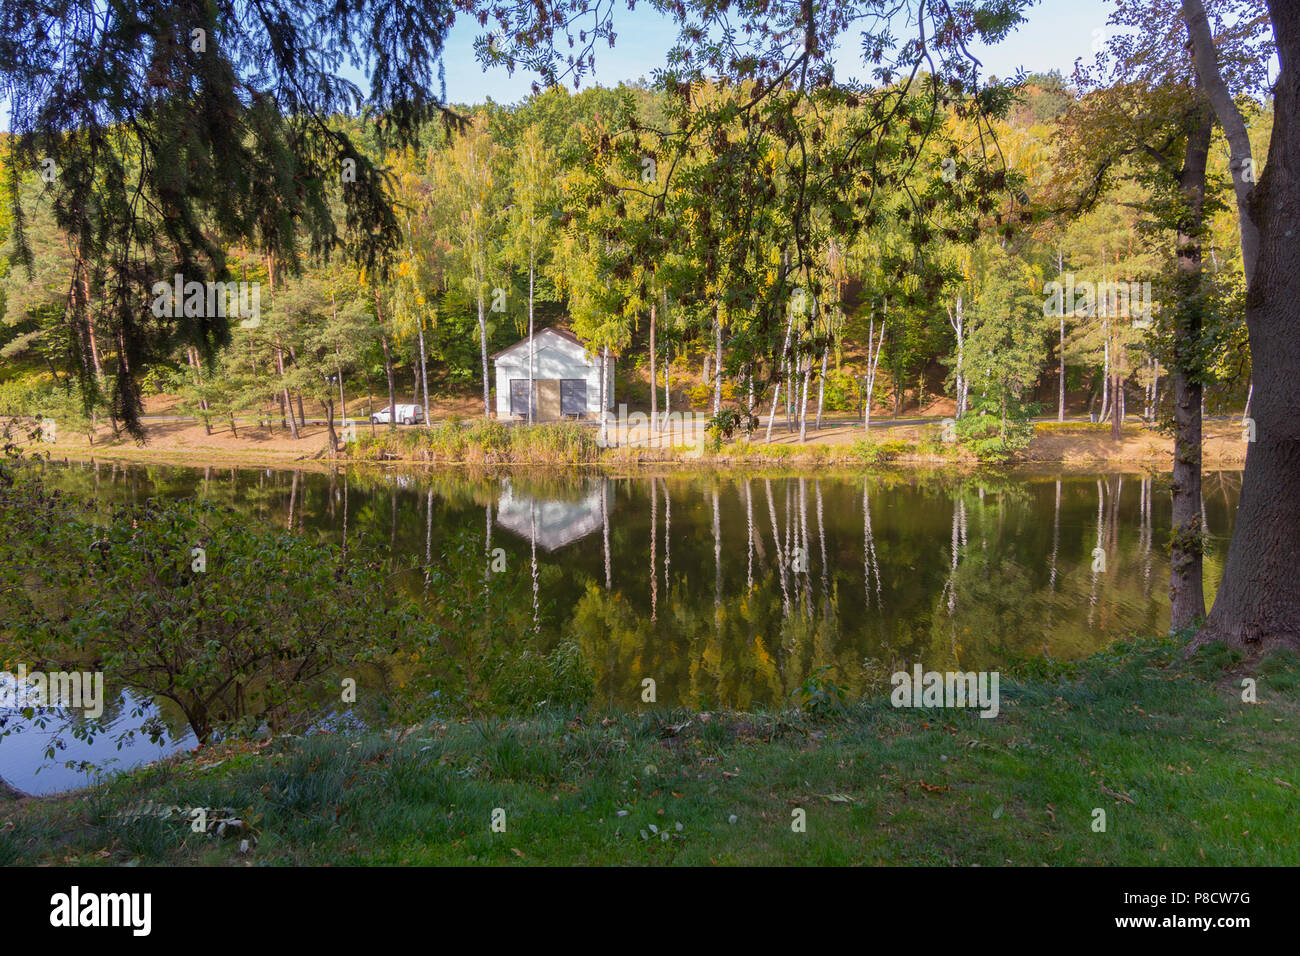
[2,639,1296,866]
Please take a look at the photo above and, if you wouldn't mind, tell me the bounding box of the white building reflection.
[494,478,607,552]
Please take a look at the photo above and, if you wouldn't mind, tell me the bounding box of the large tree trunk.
[1190,0,1300,653]
[1182,0,1262,277]
[1170,107,1213,632]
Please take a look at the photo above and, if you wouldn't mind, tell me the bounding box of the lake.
[1,459,1241,793]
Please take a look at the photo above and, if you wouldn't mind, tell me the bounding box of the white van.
[370,404,425,425]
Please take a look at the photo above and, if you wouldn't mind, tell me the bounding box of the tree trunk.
[276,345,299,439]
[815,347,827,430]
[713,304,722,416]
[478,291,490,418]
[188,347,212,435]
[864,312,885,431]
[1111,370,1123,441]
[1182,0,1261,279]
[1100,336,1111,423]
[287,344,306,429]
[947,295,967,419]
[1057,250,1066,421]
[665,342,673,444]
[337,363,347,427]
[650,301,658,443]
[528,250,536,425]
[1190,0,1300,652]
[417,318,431,427]
[368,377,377,437]
[798,352,811,443]
[376,288,398,432]
[599,345,609,446]
[766,302,796,443]
[325,395,338,456]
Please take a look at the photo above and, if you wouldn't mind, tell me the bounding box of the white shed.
[492,327,614,421]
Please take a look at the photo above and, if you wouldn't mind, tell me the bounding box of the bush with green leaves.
[490,640,595,715]
[955,396,1037,463]
[353,420,598,464]
[704,409,756,451]
[0,470,416,744]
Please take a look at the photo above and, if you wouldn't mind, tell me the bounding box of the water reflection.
[5,459,1242,792]
[495,477,606,552]
[0,688,194,796]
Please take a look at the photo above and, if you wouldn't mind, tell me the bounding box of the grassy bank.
[348,419,603,465]
[3,639,1295,866]
[8,411,1251,471]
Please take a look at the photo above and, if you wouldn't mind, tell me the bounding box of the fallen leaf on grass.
[659,721,692,738]
[1100,784,1137,805]
[916,780,952,793]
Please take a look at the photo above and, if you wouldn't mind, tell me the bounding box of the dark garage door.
[560,379,587,416]
[509,379,535,418]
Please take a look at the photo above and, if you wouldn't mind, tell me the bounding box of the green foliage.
[790,665,848,719]
[0,469,415,744]
[704,409,754,451]
[850,438,914,464]
[491,641,595,715]
[956,395,1037,462]
[352,421,600,463]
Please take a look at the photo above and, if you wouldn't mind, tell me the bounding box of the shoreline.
[9,418,1250,473]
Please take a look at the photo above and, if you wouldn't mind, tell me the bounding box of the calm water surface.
[1,459,1242,793]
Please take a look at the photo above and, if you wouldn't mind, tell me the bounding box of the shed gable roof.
[491,327,591,363]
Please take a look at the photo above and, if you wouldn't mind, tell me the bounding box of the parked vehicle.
[370,404,425,425]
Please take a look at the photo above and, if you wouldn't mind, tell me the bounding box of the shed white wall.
[493,335,614,419]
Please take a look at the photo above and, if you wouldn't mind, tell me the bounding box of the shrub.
[0,472,415,744]
[351,421,599,464]
[491,641,595,715]
[850,438,913,464]
[955,397,1036,463]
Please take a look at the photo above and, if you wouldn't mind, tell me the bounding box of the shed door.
[537,380,562,421]
[509,379,535,418]
[560,379,587,416]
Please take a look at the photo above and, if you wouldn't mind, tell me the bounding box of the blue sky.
[0,1,1119,128]
[438,0,1119,106]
